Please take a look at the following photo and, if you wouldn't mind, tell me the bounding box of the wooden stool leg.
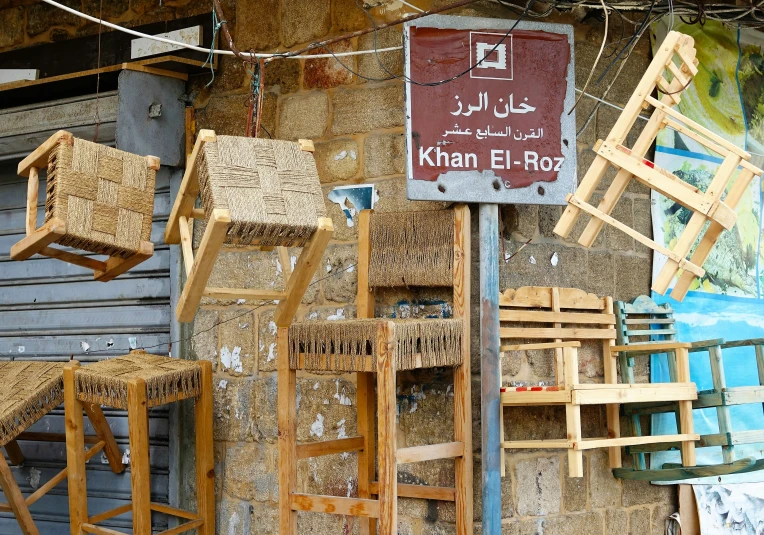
[195,361,215,535]
[5,440,24,466]
[277,328,297,535]
[675,347,697,467]
[64,361,87,535]
[454,363,473,535]
[563,346,584,477]
[357,371,376,535]
[0,454,39,535]
[127,379,152,535]
[82,404,124,474]
[708,346,735,463]
[376,322,397,535]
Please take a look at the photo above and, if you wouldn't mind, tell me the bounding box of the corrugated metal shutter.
[0,95,174,533]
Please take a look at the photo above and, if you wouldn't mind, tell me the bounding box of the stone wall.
[0,1,674,533]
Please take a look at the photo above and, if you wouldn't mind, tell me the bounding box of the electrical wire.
[568,0,609,114]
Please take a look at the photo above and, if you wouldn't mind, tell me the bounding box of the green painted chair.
[613,295,764,481]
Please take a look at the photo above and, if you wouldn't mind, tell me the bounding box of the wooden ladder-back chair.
[499,286,699,478]
[615,296,764,480]
[279,206,472,535]
[165,130,333,323]
[553,31,763,301]
[11,130,159,282]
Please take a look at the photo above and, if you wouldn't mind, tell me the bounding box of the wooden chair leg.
[277,328,297,535]
[563,346,584,477]
[94,241,154,283]
[64,361,88,535]
[675,347,697,467]
[127,379,152,535]
[708,345,734,463]
[454,362,473,535]
[82,404,124,474]
[195,361,215,535]
[0,454,38,535]
[10,218,66,261]
[553,156,609,238]
[377,322,397,535]
[357,371,376,535]
[5,440,24,466]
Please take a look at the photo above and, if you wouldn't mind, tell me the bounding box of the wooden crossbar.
[82,523,126,535]
[368,482,456,501]
[396,441,464,464]
[290,494,379,518]
[86,503,133,525]
[500,327,616,340]
[501,341,581,352]
[296,436,365,459]
[499,310,615,325]
[155,519,205,535]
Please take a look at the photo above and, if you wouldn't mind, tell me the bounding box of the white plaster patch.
[310,414,324,438]
[27,468,40,489]
[323,399,330,405]
[276,259,283,275]
[504,251,512,262]
[349,150,357,160]
[334,150,348,161]
[17,346,24,353]
[550,252,559,266]
[313,382,319,390]
[291,256,297,272]
[409,401,418,413]
[267,343,277,362]
[80,341,90,352]
[218,380,229,389]
[227,511,240,535]
[348,264,355,272]
[237,299,246,305]
[336,419,347,439]
[128,337,137,349]
[308,312,319,320]
[347,477,354,497]
[327,308,346,321]
[334,380,352,406]
[529,255,536,265]
[340,452,350,460]
[268,321,277,335]
[327,262,332,272]
[122,449,131,464]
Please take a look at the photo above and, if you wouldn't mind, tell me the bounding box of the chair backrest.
[615,295,677,346]
[357,206,470,321]
[499,286,616,385]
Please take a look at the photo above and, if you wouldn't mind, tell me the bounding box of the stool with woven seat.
[11,130,159,282]
[164,130,333,323]
[63,351,213,535]
[278,206,472,535]
[0,362,123,535]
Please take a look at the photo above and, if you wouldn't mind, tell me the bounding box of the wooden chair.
[0,361,124,535]
[615,296,764,480]
[553,31,763,301]
[279,206,472,535]
[11,130,159,282]
[64,351,214,535]
[499,286,698,478]
[164,130,333,322]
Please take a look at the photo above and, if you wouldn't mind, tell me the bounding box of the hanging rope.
[203,8,226,88]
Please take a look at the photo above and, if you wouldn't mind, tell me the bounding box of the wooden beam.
[82,523,137,535]
[500,327,617,340]
[18,130,72,177]
[150,503,201,521]
[499,310,615,325]
[576,433,698,450]
[179,215,194,277]
[572,384,697,405]
[87,503,133,525]
[296,437,365,459]
[94,241,154,282]
[290,494,379,518]
[396,442,464,464]
[610,341,691,355]
[155,520,205,535]
[10,218,67,260]
[203,288,287,301]
[369,482,456,502]
[500,341,581,352]
[26,167,39,235]
[40,247,108,272]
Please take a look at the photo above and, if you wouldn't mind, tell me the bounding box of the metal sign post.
[404,15,575,534]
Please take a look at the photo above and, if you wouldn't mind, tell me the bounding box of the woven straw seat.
[289,318,463,372]
[197,135,327,247]
[74,350,202,409]
[0,362,65,447]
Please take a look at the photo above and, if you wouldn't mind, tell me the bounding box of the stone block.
[203,249,284,306]
[333,0,368,31]
[628,507,651,535]
[249,504,279,535]
[502,204,538,241]
[277,91,329,141]
[632,197,653,255]
[537,512,605,535]
[296,378,357,443]
[196,93,249,136]
[357,27,403,80]
[614,254,652,302]
[622,476,676,508]
[578,340,605,380]
[398,378,455,447]
[498,242,587,290]
[651,504,675,535]
[217,497,252,535]
[263,58,300,94]
[256,308,278,373]
[304,41,355,89]
[213,376,253,442]
[296,510,348,534]
[224,442,277,502]
[502,405,566,443]
[191,308,218,368]
[371,176,449,213]
[219,310,256,376]
[538,204,563,238]
[472,458,514,520]
[589,449,622,508]
[605,508,628,535]
[563,454,588,512]
[364,133,406,178]
[331,84,404,135]
[26,0,79,36]
[515,456,562,516]
[501,349,523,379]
[422,522,457,535]
[322,243,358,302]
[250,375,278,442]
[209,55,247,93]
[237,0,280,51]
[0,7,24,48]
[606,196,635,251]
[586,250,615,297]
[314,138,360,183]
[81,0,128,20]
[281,0,331,47]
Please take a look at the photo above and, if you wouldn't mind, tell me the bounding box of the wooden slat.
[499,286,605,310]
[290,494,379,518]
[396,442,464,464]
[81,523,127,535]
[500,327,616,340]
[17,432,100,444]
[26,441,105,507]
[202,287,287,300]
[577,433,698,450]
[377,321,397,534]
[150,503,201,521]
[501,341,581,352]
[664,118,726,156]
[195,360,214,535]
[720,338,764,349]
[26,167,38,235]
[17,130,72,176]
[369,482,456,501]
[625,328,677,337]
[190,207,206,219]
[611,342,691,354]
[38,246,108,272]
[87,503,133,525]
[623,318,674,324]
[94,240,154,282]
[296,436,365,460]
[83,403,125,475]
[501,439,572,449]
[127,379,152,535]
[0,455,36,534]
[723,386,764,406]
[156,519,204,535]
[179,215,194,277]
[10,217,67,261]
[499,310,615,325]
[64,362,88,534]
[572,383,697,405]
[501,390,571,405]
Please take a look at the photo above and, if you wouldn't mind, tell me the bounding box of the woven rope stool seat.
[0,361,124,535]
[289,318,463,372]
[165,130,333,323]
[11,130,159,282]
[65,351,214,535]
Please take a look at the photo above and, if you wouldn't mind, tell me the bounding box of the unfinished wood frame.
[10,131,157,282]
[498,286,699,478]
[278,206,472,535]
[553,31,763,301]
[64,360,214,535]
[617,297,764,480]
[165,130,333,323]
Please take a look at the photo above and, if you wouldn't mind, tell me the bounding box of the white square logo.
[470,32,513,81]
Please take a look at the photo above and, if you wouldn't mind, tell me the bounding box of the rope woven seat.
[0,362,64,447]
[74,350,202,409]
[289,318,463,372]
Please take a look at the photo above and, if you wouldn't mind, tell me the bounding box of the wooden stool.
[553,31,763,301]
[63,351,213,535]
[279,206,472,535]
[164,130,333,323]
[11,130,159,282]
[0,361,123,535]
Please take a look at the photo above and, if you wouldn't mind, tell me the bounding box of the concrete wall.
[0,1,674,533]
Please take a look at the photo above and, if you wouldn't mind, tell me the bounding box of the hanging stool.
[11,130,159,282]
[164,130,333,323]
[63,351,214,535]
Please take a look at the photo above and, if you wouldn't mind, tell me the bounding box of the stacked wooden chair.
[499,286,698,478]
[64,351,214,535]
[165,130,333,323]
[553,31,763,301]
[11,130,158,281]
[0,361,124,535]
[280,206,472,535]
[615,296,764,480]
